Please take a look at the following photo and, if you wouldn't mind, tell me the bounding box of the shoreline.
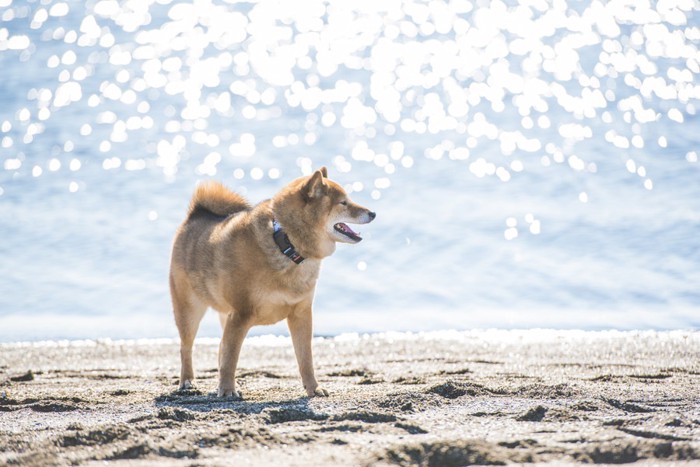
[1,330,698,465]
[1,327,696,346]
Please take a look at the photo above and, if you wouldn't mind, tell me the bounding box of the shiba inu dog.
[170,167,375,398]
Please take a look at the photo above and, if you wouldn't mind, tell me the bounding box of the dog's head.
[305,167,376,244]
[273,167,376,256]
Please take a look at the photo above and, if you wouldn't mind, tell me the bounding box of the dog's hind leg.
[170,273,207,390]
[218,312,251,398]
[174,299,207,390]
[216,311,229,369]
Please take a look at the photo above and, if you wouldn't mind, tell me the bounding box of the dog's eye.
[340,201,348,206]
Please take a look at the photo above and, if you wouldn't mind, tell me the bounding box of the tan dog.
[170,167,375,398]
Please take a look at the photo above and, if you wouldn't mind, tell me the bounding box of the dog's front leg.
[288,304,328,397]
[218,313,250,398]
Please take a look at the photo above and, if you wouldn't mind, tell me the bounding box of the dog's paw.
[308,387,329,397]
[217,387,241,399]
[178,380,193,391]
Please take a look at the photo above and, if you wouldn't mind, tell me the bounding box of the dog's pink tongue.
[339,223,356,235]
[335,222,362,241]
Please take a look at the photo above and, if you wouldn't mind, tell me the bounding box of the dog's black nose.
[368,211,376,221]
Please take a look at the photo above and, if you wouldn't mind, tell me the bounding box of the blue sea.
[1,0,698,342]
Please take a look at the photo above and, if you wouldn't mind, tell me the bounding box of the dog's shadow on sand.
[154,388,327,422]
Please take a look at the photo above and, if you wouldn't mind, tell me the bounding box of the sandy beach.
[1,330,698,465]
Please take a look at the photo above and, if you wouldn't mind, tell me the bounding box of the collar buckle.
[272,218,305,265]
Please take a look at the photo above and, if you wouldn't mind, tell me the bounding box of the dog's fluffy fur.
[170,167,375,397]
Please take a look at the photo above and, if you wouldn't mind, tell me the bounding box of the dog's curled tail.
[188,181,250,218]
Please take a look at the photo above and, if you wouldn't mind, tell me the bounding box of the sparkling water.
[1,0,698,341]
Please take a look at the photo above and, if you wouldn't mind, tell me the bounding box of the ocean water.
[1,0,699,342]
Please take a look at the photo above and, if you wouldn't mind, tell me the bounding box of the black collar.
[272,219,305,264]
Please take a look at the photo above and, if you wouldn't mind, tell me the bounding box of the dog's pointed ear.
[303,169,326,200]
[320,166,328,178]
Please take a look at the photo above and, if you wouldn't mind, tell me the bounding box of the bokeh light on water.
[0,0,698,340]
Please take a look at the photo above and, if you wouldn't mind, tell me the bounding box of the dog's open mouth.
[334,223,362,242]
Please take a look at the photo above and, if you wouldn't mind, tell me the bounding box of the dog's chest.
[252,260,320,323]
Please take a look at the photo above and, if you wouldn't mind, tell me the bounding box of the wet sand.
[1,330,698,465]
